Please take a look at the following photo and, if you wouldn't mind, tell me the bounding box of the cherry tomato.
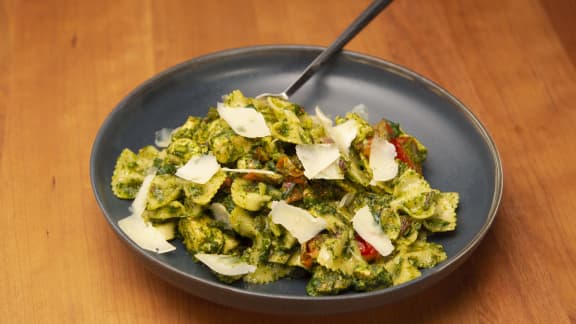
[355,234,380,262]
[391,137,421,173]
[300,236,323,269]
[362,137,373,158]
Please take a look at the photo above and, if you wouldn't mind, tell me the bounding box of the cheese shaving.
[154,128,173,148]
[295,143,340,179]
[217,104,271,138]
[118,173,176,254]
[209,203,231,228]
[369,137,398,184]
[269,201,327,243]
[195,253,256,276]
[315,106,358,157]
[352,206,394,256]
[175,154,220,184]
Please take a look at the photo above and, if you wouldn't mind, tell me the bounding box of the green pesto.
[243,262,294,284]
[344,150,373,187]
[167,138,206,163]
[179,216,239,254]
[110,90,460,296]
[306,266,353,296]
[111,146,158,199]
[147,174,183,210]
[182,171,226,205]
[352,263,392,291]
[171,116,202,140]
[143,200,186,222]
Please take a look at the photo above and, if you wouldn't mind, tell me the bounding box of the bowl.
[90,45,503,314]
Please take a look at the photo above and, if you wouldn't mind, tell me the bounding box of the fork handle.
[283,0,394,98]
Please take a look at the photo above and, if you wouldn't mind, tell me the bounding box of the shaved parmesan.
[352,206,394,256]
[315,106,334,129]
[210,203,231,228]
[295,143,340,179]
[118,217,176,253]
[154,128,173,148]
[314,160,344,180]
[221,167,277,176]
[315,106,358,156]
[217,104,271,138]
[153,222,177,240]
[118,173,176,254]
[129,173,155,217]
[331,120,358,156]
[369,137,398,184]
[195,253,256,276]
[176,154,220,184]
[269,201,327,243]
[351,104,368,120]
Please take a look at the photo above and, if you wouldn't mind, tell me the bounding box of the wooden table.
[2,0,575,322]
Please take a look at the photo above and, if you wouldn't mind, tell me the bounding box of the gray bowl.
[90,45,503,314]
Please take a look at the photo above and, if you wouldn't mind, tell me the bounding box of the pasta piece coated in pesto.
[182,170,226,205]
[111,146,158,199]
[179,216,240,255]
[230,178,276,212]
[147,174,183,210]
[143,200,186,222]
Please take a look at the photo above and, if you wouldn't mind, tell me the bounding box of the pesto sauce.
[110,90,459,296]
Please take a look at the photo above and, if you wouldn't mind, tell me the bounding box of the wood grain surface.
[1,0,575,323]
